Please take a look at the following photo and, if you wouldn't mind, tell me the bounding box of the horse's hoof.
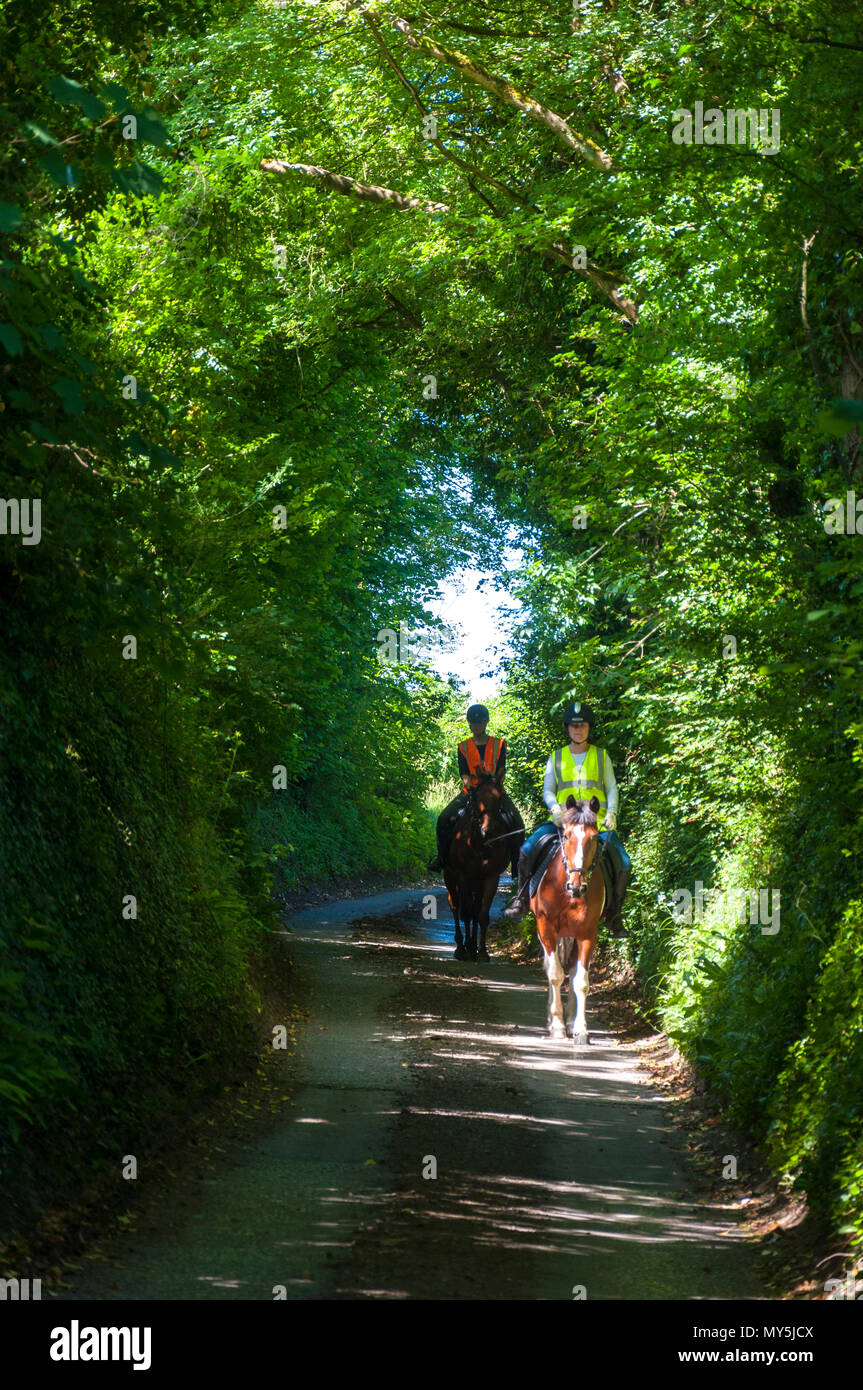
[467,948,478,962]
[453,946,467,961]
[573,1032,589,1047]
[476,948,490,963]
[549,1024,566,1040]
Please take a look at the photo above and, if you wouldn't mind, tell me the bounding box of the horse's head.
[470,772,504,839]
[560,795,601,898]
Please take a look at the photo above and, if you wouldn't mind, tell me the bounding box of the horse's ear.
[566,795,576,809]
[590,796,601,813]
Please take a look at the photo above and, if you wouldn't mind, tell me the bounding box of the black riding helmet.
[563,700,595,735]
[466,704,490,723]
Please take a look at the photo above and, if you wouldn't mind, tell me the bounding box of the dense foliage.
[2,0,861,1262]
[0,0,470,1214]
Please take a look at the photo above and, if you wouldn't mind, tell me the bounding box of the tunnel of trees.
[1,0,862,1265]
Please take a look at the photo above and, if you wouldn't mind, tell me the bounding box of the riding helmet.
[466,704,490,723]
[563,700,595,733]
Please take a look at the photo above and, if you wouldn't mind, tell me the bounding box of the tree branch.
[800,230,829,395]
[259,159,451,213]
[361,8,536,209]
[731,3,863,52]
[548,241,638,324]
[260,159,637,321]
[385,13,612,169]
[382,287,422,329]
[615,623,664,665]
[404,12,549,40]
[575,506,651,571]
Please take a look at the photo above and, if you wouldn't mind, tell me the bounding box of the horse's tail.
[556,937,578,975]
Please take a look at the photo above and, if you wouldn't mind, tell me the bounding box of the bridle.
[558,821,603,899]
[465,779,510,845]
[466,784,499,840]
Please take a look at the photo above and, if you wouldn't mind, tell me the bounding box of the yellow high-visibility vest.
[548,744,608,827]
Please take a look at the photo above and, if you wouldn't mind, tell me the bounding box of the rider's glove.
[603,810,617,831]
[551,804,565,826]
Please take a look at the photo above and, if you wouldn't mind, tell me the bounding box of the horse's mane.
[561,802,598,828]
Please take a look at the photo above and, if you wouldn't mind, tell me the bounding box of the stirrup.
[605,909,627,937]
[503,891,529,920]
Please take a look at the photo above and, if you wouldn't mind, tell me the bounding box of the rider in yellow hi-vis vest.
[503,700,631,935]
[548,743,609,826]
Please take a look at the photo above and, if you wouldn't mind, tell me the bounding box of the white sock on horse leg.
[573,961,589,1035]
[546,949,565,1033]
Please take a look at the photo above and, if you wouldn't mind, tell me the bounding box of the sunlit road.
[60,886,765,1300]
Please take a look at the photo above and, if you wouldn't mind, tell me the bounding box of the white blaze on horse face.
[567,824,586,871]
[573,825,586,870]
[565,825,596,894]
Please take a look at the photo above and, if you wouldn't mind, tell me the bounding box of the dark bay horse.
[532,795,605,1045]
[445,772,523,962]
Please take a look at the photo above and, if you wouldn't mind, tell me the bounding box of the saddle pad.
[528,837,560,898]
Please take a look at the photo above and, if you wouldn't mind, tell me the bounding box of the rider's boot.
[427,824,450,872]
[503,856,531,920]
[604,900,627,937]
[603,863,630,936]
[599,831,628,936]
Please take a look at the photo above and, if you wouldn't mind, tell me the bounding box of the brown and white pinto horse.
[445,772,523,962]
[532,795,605,1046]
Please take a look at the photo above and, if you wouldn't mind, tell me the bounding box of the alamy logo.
[671,102,780,155]
[824,491,863,534]
[0,1277,41,1299]
[0,497,41,545]
[377,620,458,666]
[667,882,780,934]
[50,1321,152,1371]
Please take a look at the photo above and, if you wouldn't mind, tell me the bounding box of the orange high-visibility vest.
[458,737,503,788]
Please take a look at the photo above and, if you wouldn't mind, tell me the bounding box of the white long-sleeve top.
[542,745,618,815]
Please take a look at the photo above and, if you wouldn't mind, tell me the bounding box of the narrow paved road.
[60,885,765,1300]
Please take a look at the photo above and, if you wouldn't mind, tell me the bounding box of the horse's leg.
[545,944,566,1038]
[468,879,487,960]
[448,880,467,960]
[457,881,473,960]
[572,877,603,1043]
[559,940,577,1036]
[476,875,497,963]
[573,937,595,1047]
[466,895,478,960]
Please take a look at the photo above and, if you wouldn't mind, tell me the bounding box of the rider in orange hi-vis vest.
[428,704,525,877]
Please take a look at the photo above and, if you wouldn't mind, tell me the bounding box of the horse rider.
[428,704,525,876]
[502,700,631,935]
